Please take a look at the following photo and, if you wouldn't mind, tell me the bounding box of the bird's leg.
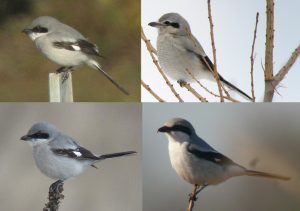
[56,66,67,73]
[177,80,187,87]
[56,66,74,83]
[195,183,208,196]
[188,184,200,201]
[188,183,208,201]
[187,184,208,211]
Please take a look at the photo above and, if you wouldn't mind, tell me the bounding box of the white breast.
[33,143,91,180]
[157,34,212,82]
[168,137,237,185]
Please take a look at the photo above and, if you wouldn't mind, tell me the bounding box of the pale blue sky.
[142,0,300,102]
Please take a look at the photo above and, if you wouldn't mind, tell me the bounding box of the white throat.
[28,32,47,41]
[27,138,49,147]
[166,131,190,144]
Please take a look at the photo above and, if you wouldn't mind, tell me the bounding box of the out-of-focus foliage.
[0,0,140,101]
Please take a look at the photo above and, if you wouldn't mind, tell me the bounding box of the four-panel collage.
[0,0,299,211]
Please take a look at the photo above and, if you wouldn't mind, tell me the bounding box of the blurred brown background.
[0,0,140,101]
[143,104,300,211]
[0,103,141,210]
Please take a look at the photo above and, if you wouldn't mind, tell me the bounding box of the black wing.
[186,49,252,100]
[51,146,100,160]
[187,144,234,165]
[186,49,214,73]
[53,39,101,57]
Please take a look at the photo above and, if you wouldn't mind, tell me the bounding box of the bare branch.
[179,81,208,102]
[263,0,300,102]
[187,185,199,211]
[185,68,240,102]
[141,27,184,102]
[273,44,300,82]
[264,0,275,81]
[207,0,224,102]
[250,12,259,102]
[141,80,165,102]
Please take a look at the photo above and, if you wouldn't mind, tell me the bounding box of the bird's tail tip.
[99,151,137,160]
[88,60,130,95]
[245,169,290,181]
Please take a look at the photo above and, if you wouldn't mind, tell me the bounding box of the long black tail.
[99,151,136,160]
[219,74,252,101]
[91,62,129,95]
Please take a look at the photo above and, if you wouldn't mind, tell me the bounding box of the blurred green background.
[0,0,140,101]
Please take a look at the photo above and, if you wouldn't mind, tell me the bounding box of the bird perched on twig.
[149,13,251,100]
[158,118,290,196]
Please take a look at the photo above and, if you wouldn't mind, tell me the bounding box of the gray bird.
[23,16,129,95]
[21,122,136,189]
[158,118,289,193]
[149,13,251,100]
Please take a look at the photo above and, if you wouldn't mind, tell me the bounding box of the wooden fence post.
[49,73,73,102]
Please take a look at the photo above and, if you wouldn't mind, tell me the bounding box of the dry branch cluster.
[142,0,300,103]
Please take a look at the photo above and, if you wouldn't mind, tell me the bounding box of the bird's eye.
[32,25,48,33]
[164,21,170,25]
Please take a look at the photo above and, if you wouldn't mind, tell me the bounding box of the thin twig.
[141,80,165,102]
[185,68,240,102]
[180,82,208,102]
[273,44,300,82]
[187,185,199,211]
[250,12,259,102]
[207,0,224,102]
[141,27,184,102]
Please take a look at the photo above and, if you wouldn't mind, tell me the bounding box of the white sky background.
[141,0,300,102]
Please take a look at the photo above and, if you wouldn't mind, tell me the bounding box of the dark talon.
[189,193,197,201]
[177,80,187,87]
[61,72,69,83]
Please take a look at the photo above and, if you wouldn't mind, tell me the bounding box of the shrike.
[158,118,289,193]
[23,16,129,95]
[21,122,136,189]
[149,13,251,100]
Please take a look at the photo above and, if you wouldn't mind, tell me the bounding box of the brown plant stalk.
[141,27,184,102]
[207,0,224,102]
[250,12,259,102]
[141,80,165,102]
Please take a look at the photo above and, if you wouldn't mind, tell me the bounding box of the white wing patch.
[71,44,81,51]
[73,151,82,157]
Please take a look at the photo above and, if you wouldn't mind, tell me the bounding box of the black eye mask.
[31,25,48,33]
[164,21,180,29]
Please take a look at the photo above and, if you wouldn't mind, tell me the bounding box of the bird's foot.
[188,193,198,201]
[61,72,69,83]
[56,67,73,83]
[177,80,187,87]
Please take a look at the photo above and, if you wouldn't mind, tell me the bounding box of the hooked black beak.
[148,22,165,27]
[22,28,31,34]
[20,134,31,141]
[157,126,170,133]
